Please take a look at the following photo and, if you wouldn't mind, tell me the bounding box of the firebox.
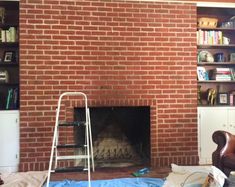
[74,106,150,168]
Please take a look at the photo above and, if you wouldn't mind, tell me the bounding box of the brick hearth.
[20,0,198,171]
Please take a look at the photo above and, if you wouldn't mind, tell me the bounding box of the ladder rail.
[55,124,59,169]
[88,108,95,172]
[46,101,61,187]
[86,120,91,186]
[46,92,90,187]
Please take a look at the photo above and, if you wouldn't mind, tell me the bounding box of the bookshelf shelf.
[0,83,18,86]
[198,27,235,32]
[0,42,19,47]
[198,80,235,83]
[0,23,18,28]
[0,1,19,110]
[198,44,235,49]
[0,62,18,66]
[198,62,235,65]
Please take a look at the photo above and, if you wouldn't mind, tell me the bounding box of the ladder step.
[56,144,85,149]
[54,166,87,173]
[57,155,89,160]
[58,121,86,126]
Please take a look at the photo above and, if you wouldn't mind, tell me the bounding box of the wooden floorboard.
[50,166,171,181]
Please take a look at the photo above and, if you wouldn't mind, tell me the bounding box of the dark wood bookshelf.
[0,1,19,110]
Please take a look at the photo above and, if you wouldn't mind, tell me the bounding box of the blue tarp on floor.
[46,178,164,187]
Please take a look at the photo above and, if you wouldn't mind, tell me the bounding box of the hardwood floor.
[50,166,171,182]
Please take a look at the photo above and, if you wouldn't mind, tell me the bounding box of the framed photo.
[197,67,209,81]
[4,51,14,62]
[218,93,229,105]
[230,53,235,62]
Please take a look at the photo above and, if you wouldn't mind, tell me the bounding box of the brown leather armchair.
[0,176,3,185]
[212,130,235,177]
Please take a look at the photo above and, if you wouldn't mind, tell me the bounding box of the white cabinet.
[228,108,235,129]
[0,110,19,172]
[198,107,235,165]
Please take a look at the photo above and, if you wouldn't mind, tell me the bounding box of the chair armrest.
[213,130,235,157]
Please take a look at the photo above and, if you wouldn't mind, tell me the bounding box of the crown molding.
[124,0,235,8]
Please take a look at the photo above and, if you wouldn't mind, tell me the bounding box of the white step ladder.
[46,92,94,187]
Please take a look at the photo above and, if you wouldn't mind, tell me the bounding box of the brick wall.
[20,0,197,171]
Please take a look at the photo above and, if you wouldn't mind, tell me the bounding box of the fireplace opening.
[74,106,150,168]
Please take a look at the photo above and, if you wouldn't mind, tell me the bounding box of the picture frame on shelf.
[3,51,14,62]
[197,67,209,81]
[218,93,229,105]
[230,53,235,62]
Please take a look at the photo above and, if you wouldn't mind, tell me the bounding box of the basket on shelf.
[198,17,218,28]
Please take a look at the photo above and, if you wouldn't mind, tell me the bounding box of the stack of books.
[213,68,235,81]
[197,30,223,45]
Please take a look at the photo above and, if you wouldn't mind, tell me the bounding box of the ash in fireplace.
[93,120,142,167]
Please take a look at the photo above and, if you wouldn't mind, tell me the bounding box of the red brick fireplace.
[19,0,198,171]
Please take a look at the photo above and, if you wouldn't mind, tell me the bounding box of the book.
[12,88,19,109]
[1,29,5,42]
[6,88,12,109]
[230,91,235,106]
[9,27,16,42]
[230,69,235,80]
[216,68,231,72]
[230,94,234,106]
[5,88,19,109]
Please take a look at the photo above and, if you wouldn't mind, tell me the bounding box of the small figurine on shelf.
[214,53,224,62]
[0,70,9,83]
[207,88,216,105]
[0,7,5,24]
[198,85,202,105]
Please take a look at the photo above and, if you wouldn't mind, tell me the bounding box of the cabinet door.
[0,110,19,172]
[198,107,227,164]
[228,108,235,133]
